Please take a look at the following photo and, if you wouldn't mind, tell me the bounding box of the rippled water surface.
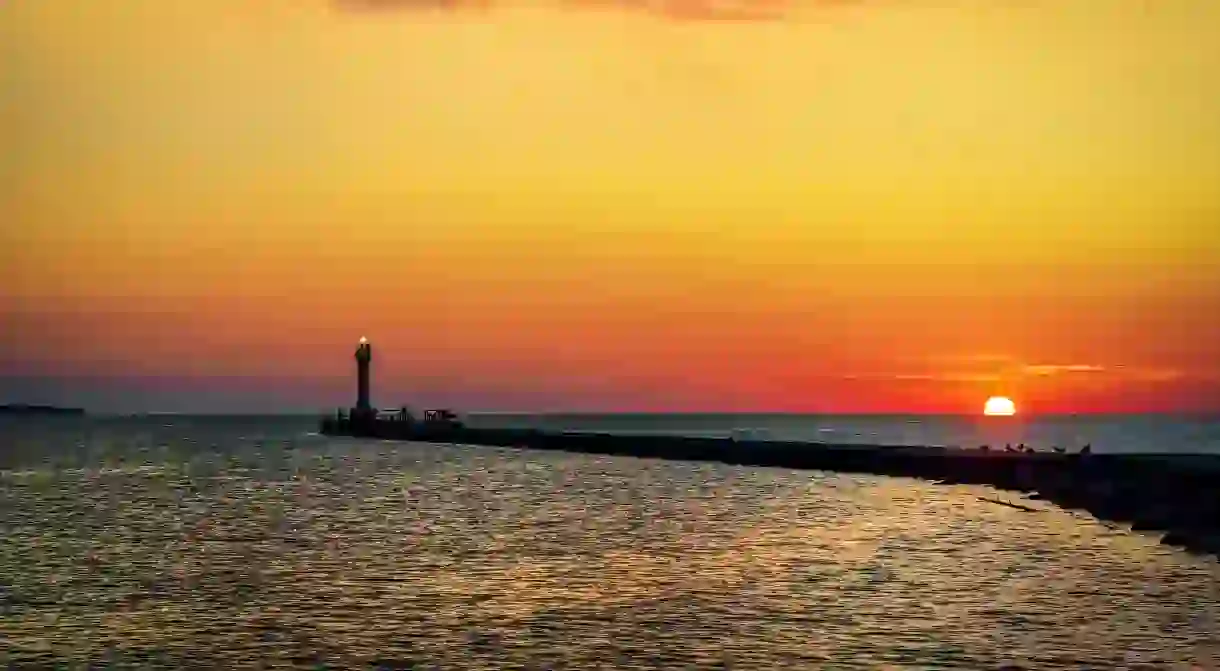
[2,417,1219,669]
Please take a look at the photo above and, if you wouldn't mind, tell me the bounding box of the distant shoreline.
[0,404,86,416]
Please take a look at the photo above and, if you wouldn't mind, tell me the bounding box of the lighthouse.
[355,336,372,416]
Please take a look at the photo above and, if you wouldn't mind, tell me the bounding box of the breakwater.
[320,415,1220,559]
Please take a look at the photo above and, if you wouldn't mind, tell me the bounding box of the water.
[469,413,1220,454]
[2,415,1219,669]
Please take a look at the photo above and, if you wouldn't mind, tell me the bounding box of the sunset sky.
[2,0,1218,414]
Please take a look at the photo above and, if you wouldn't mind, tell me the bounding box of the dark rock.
[1161,530,1196,548]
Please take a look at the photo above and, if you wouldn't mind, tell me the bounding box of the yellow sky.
[2,0,1219,411]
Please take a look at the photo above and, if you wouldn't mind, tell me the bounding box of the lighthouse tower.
[354,336,372,419]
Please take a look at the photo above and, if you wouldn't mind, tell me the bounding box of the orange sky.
[2,0,1219,413]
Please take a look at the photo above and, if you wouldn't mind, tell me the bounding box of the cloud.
[1021,363,1107,377]
[1019,364,1202,384]
[842,362,1203,386]
[331,0,858,21]
[1112,367,1186,383]
[927,353,1019,367]
[333,0,491,11]
[842,372,1002,383]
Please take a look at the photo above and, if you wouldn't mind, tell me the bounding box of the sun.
[983,396,1017,416]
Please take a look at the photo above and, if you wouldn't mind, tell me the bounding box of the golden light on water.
[983,396,1017,417]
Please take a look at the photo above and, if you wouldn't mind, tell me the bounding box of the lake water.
[1,415,1218,668]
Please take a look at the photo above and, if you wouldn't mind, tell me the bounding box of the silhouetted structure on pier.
[355,336,372,419]
[326,337,464,434]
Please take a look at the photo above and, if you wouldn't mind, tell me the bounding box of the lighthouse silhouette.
[355,336,372,418]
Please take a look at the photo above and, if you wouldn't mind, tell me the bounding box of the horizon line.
[52,410,1220,418]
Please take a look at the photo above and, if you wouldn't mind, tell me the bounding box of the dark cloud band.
[331,0,860,22]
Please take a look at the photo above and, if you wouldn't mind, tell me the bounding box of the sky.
[2,0,1219,414]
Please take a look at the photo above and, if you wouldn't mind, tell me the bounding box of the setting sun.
[984,396,1017,416]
